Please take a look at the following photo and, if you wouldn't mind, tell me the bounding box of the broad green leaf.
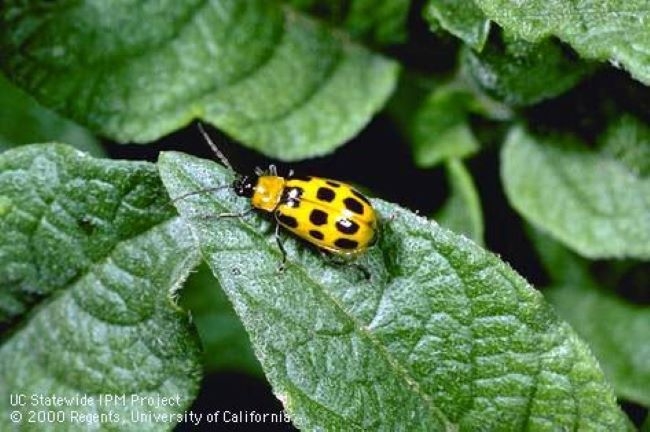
[386,72,437,145]
[599,114,650,177]
[0,144,202,430]
[408,85,480,167]
[0,73,102,156]
[462,37,592,106]
[547,282,650,407]
[526,226,590,286]
[424,0,491,51]
[288,0,410,45]
[182,262,263,376]
[473,0,650,85]
[388,73,507,169]
[342,0,410,45]
[0,144,177,322]
[436,159,484,245]
[502,125,650,259]
[0,0,398,161]
[531,230,650,406]
[389,74,509,168]
[159,151,630,431]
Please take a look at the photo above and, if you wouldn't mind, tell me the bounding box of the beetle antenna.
[170,185,232,204]
[197,122,234,171]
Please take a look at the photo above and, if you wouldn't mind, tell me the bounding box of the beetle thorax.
[251,175,286,212]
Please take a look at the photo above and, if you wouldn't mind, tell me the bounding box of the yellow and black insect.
[178,124,378,275]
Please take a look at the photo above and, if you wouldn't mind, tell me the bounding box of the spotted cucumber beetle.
[175,124,378,276]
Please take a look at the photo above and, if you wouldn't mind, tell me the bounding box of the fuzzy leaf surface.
[0,0,398,160]
[547,283,650,407]
[502,125,650,259]
[532,231,650,406]
[424,0,490,50]
[462,37,592,106]
[473,0,650,85]
[159,150,629,431]
[0,144,202,430]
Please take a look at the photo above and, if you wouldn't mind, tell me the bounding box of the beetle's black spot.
[334,238,359,250]
[335,219,360,234]
[344,197,364,215]
[309,209,328,226]
[352,189,371,205]
[309,230,324,240]
[326,181,341,188]
[276,212,299,228]
[291,175,312,182]
[316,187,336,202]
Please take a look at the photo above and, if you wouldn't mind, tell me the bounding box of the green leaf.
[436,159,484,245]
[389,73,510,168]
[408,85,480,167]
[547,281,650,407]
[182,262,263,376]
[159,150,630,431]
[531,230,650,406]
[462,37,592,106]
[0,144,178,322]
[0,144,202,430]
[0,73,103,156]
[424,0,491,51]
[289,0,410,45]
[388,73,509,169]
[342,0,410,45]
[526,227,590,285]
[599,114,650,177]
[473,0,650,85]
[502,125,650,259]
[0,0,398,161]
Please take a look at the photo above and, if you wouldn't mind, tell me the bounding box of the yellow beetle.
[177,124,378,275]
[235,169,377,256]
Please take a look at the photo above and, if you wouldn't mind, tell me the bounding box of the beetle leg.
[319,251,346,266]
[216,207,255,219]
[351,262,371,280]
[191,207,255,224]
[274,221,287,272]
[319,251,370,280]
